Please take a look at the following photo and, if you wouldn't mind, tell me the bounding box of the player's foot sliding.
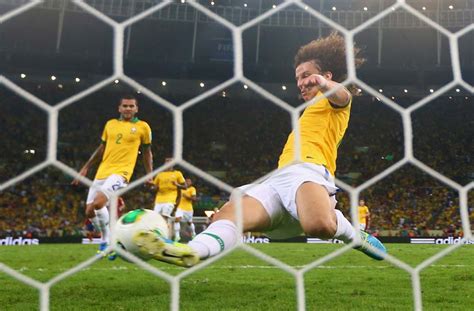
[97,242,118,260]
[353,230,387,260]
[97,242,108,257]
[133,230,199,267]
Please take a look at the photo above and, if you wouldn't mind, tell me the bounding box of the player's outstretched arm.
[302,74,351,107]
[71,144,105,185]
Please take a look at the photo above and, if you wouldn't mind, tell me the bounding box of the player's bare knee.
[85,205,96,218]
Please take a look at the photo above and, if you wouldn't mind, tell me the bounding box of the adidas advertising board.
[0,237,39,245]
[410,237,474,245]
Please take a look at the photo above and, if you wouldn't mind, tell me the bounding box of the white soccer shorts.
[86,174,127,204]
[231,163,338,239]
[154,203,174,218]
[175,209,194,222]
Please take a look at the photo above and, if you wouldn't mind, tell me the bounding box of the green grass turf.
[0,243,473,310]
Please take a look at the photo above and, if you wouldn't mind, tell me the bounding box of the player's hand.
[71,167,88,186]
[171,204,178,217]
[301,74,328,90]
[145,178,154,188]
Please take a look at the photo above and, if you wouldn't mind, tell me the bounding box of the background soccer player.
[152,158,186,237]
[72,95,153,256]
[358,199,370,231]
[174,178,198,241]
[135,33,387,267]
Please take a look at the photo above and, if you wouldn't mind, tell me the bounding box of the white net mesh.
[0,0,473,310]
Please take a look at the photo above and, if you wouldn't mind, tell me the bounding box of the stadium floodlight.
[243,84,248,89]
[272,5,276,9]
[379,88,383,93]
[429,88,434,93]
[281,85,287,90]
[199,82,205,88]
[75,77,80,82]
[20,73,26,79]
[161,81,167,86]
[363,7,368,11]
[332,6,336,11]
[114,79,119,84]
[244,3,247,8]
[137,90,141,94]
[448,5,454,10]
[422,6,427,11]
[211,1,215,6]
[304,5,308,10]
[455,88,460,92]
[50,75,56,81]
[391,96,396,100]
[58,84,63,89]
[403,89,408,93]
[222,91,226,97]
[180,0,185,3]
[449,96,453,99]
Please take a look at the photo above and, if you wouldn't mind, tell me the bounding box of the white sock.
[173,222,181,240]
[333,209,356,244]
[95,207,110,244]
[89,216,101,237]
[188,220,237,259]
[189,223,196,237]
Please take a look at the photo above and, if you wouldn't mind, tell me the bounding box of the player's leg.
[85,182,110,253]
[188,196,271,259]
[134,194,272,267]
[182,211,196,238]
[153,203,173,235]
[296,182,350,240]
[87,175,127,256]
[296,182,386,260]
[173,214,182,242]
[187,216,196,239]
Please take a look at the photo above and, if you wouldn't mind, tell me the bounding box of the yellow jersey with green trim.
[95,118,152,182]
[154,170,185,204]
[278,92,351,176]
[178,186,196,212]
[358,205,369,225]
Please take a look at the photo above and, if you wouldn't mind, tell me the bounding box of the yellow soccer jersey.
[95,118,152,182]
[358,205,370,225]
[178,186,197,212]
[154,170,185,204]
[278,92,351,176]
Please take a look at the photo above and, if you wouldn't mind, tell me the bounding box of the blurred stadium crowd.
[1,83,472,239]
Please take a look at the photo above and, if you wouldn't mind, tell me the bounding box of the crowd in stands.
[1,84,472,238]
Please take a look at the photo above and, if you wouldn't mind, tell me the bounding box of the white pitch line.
[8,263,470,273]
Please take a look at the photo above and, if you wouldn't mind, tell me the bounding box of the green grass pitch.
[0,243,473,310]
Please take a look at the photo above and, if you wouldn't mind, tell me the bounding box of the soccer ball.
[115,209,169,260]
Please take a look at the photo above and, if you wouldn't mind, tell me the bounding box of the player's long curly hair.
[294,32,365,83]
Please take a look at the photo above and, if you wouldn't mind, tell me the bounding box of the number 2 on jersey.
[116,133,123,144]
